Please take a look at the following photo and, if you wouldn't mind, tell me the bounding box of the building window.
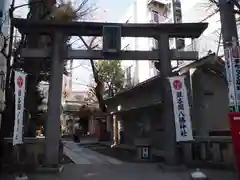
[152,10,159,23]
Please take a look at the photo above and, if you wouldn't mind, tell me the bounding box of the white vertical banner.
[224,48,236,106]
[13,71,26,146]
[169,76,193,142]
[231,45,240,111]
[224,45,240,112]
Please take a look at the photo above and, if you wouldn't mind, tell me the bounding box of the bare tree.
[79,36,107,112]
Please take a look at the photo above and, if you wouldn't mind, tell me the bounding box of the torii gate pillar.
[45,32,65,166]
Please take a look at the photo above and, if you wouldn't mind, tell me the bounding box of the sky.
[93,0,133,22]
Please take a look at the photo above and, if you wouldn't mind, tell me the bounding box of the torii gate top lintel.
[12,18,208,38]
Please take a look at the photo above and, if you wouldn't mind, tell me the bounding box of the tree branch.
[79,36,98,80]
[232,0,240,11]
[216,32,222,55]
[208,0,218,5]
[234,9,240,15]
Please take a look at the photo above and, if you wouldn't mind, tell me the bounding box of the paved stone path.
[60,140,237,180]
[2,163,237,180]
[1,140,237,180]
[63,140,122,164]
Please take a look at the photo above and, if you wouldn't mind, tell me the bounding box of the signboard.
[169,76,193,142]
[228,112,240,176]
[141,147,149,159]
[13,71,26,146]
[225,46,240,112]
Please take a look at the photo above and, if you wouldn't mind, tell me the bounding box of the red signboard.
[228,112,240,177]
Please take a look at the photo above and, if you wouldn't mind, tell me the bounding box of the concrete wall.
[120,105,164,150]
[191,68,229,136]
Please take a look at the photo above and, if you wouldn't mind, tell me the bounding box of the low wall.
[2,137,63,172]
[182,136,234,169]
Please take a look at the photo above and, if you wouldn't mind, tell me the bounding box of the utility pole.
[219,0,238,48]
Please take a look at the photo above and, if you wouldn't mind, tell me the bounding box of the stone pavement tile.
[23,164,184,180]
[81,147,122,164]
[169,168,237,180]
[193,169,237,180]
[1,164,237,180]
[62,137,98,146]
[63,141,122,164]
[157,164,237,180]
[64,147,92,164]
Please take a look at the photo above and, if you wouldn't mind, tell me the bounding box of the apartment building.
[119,0,183,87]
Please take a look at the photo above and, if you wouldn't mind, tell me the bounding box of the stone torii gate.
[12,18,207,166]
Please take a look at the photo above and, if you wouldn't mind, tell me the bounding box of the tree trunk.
[90,59,107,112]
[95,81,107,112]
